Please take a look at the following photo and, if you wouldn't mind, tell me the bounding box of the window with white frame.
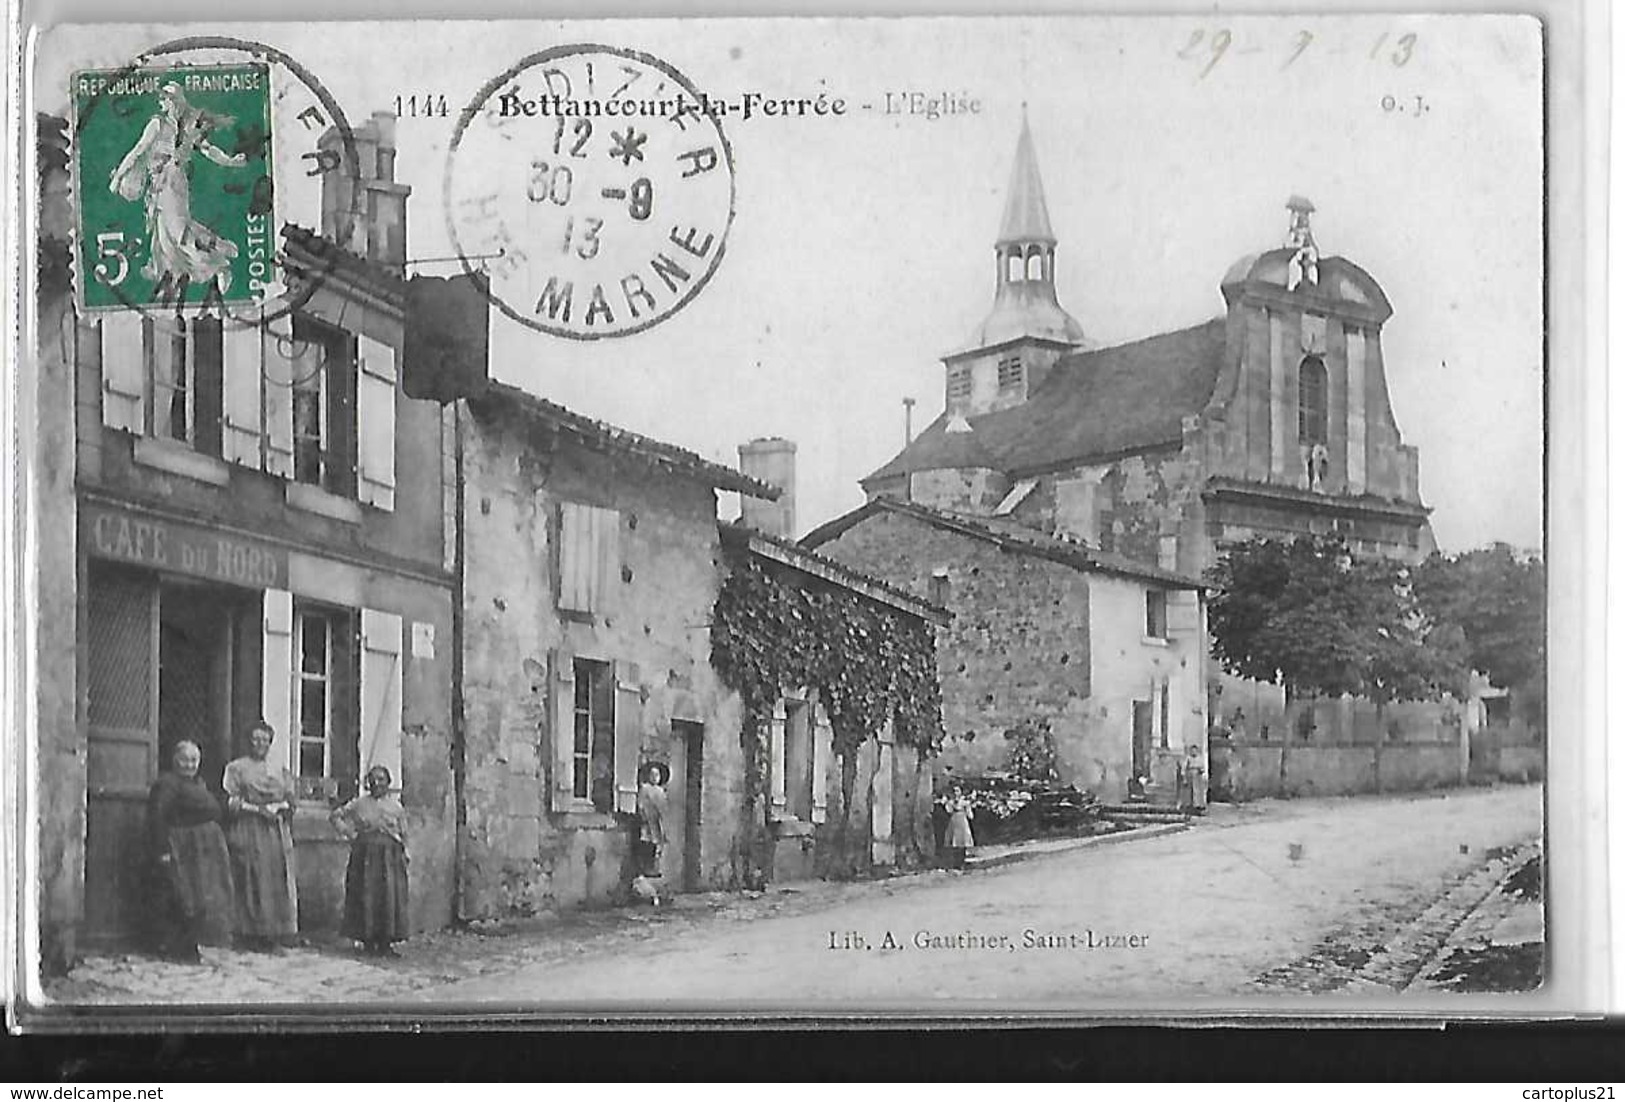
[289,319,357,496]
[572,657,615,812]
[143,315,223,452]
[293,603,358,799]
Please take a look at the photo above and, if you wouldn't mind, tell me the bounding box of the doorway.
[1131,699,1153,783]
[84,566,254,944]
[671,720,704,891]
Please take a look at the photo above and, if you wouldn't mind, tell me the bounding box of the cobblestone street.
[40,784,1542,1012]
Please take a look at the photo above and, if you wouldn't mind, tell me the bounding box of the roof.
[720,522,950,626]
[802,497,1205,590]
[282,224,407,301]
[870,317,1227,483]
[996,117,1056,246]
[472,381,780,499]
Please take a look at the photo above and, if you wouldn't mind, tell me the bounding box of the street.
[44,784,1541,1010]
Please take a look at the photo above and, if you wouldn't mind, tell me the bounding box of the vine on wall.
[711,549,945,881]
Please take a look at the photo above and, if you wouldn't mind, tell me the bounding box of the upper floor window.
[1145,589,1168,639]
[997,356,1023,392]
[97,310,396,511]
[946,365,972,401]
[1298,355,1328,445]
[143,315,224,453]
[558,502,622,615]
[290,319,357,496]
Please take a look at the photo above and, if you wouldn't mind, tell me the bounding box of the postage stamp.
[72,63,277,313]
[446,44,735,340]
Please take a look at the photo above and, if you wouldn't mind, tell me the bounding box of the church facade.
[816,118,1451,801]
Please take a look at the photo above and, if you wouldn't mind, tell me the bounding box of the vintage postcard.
[11,12,1571,1025]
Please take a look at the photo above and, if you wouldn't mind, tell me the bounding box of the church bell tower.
[944,115,1089,418]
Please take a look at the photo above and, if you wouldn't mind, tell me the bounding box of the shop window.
[1145,589,1168,639]
[293,603,358,800]
[142,315,223,454]
[558,502,621,615]
[572,658,615,812]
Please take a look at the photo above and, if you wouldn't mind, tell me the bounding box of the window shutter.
[559,504,590,612]
[100,313,145,433]
[360,609,404,790]
[356,335,397,510]
[222,320,264,467]
[549,649,576,813]
[595,507,620,606]
[613,660,642,814]
[768,699,788,816]
[1167,590,1200,634]
[261,589,295,773]
[811,703,832,825]
[262,316,296,478]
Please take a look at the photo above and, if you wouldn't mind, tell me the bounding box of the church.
[807,118,1448,801]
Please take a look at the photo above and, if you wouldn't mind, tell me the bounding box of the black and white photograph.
[11,12,1567,1024]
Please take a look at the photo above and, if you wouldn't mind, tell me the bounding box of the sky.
[35,15,1544,553]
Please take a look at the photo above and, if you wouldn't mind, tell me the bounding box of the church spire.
[996,111,1056,246]
[955,115,1087,358]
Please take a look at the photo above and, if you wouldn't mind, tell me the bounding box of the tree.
[1206,535,1468,709]
[1412,543,1546,725]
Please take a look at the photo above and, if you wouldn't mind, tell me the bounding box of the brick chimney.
[739,438,797,539]
[319,111,411,269]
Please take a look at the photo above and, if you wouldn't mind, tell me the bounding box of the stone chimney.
[738,438,797,539]
[319,111,411,269]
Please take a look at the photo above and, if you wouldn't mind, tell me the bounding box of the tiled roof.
[802,497,1205,590]
[281,224,407,299]
[866,317,1227,483]
[474,381,779,499]
[719,522,950,625]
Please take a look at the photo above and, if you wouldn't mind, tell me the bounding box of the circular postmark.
[446,44,735,340]
[69,35,365,331]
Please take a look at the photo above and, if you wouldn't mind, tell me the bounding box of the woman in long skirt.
[222,721,299,950]
[943,784,975,870]
[331,766,409,956]
[146,740,236,961]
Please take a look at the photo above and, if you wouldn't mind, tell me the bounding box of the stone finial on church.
[1286,195,1319,290]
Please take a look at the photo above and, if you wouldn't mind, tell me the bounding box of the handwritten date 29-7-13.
[1177,28,1418,79]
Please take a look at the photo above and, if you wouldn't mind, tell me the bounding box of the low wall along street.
[1218,739,1465,801]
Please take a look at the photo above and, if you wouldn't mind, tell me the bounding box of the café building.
[34,113,456,967]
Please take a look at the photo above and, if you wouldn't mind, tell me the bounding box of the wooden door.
[84,569,159,945]
[1131,700,1153,782]
[673,720,704,891]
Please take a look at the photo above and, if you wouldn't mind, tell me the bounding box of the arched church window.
[1026,252,1045,281]
[1006,254,1024,282]
[1298,356,1328,445]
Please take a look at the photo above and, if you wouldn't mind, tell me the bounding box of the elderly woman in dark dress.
[330,765,410,957]
[223,720,299,950]
[146,740,236,962]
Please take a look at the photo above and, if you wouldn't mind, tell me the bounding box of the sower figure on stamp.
[632,761,670,907]
[109,81,245,295]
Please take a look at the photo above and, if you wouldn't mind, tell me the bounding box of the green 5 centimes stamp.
[72,64,275,313]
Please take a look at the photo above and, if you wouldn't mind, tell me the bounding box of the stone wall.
[813,509,1090,782]
[36,222,81,975]
[456,401,744,918]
